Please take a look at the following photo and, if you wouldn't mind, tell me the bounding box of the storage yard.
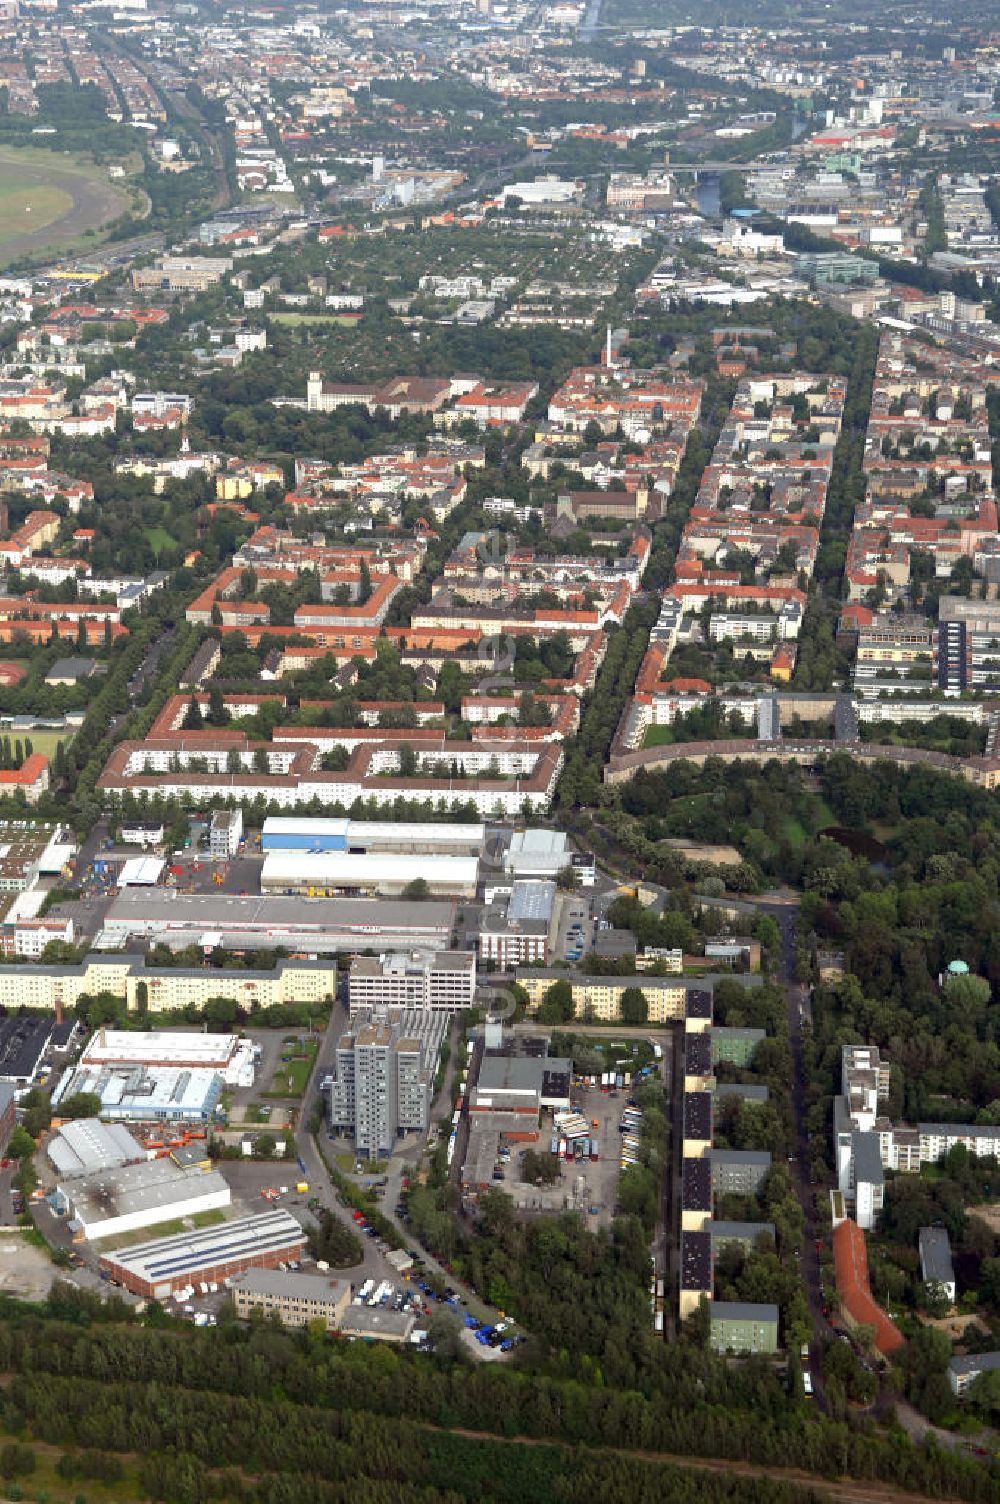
[509,1075,647,1225]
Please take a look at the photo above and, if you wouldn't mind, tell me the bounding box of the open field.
[0,144,130,266]
[16,730,72,760]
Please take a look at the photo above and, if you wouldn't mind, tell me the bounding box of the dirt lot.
[0,1235,58,1300]
[970,1202,1000,1234]
[919,1312,988,1341]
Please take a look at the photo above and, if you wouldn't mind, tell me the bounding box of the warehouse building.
[99,893,456,955]
[100,1209,307,1298]
[261,816,349,851]
[260,817,484,858]
[57,1158,231,1242]
[348,951,476,1014]
[52,1063,224,1123]
[709,1301,779,1355]
[80,1029,257,1087]
[118,856,166,887]
[260,851,479,898]
[469,1052,572,1135]
[47,1119,146,1179]
[230,1266,351,1330]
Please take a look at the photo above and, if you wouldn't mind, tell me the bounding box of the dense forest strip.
[440,1425,963,1504]
[0,1283,995,1504]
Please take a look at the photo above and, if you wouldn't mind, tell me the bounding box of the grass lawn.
[145,524,177,554]
[812,798,836,829]
[93,1208,226,1251]
[271,312,360,327]
[781,818,807,849]
[19,728,72,760]
[642,724,680,748]
[244,1101,274,1124]
[263,1039,318,1099]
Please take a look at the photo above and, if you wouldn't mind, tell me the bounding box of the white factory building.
[260,851,479,898]
[52,1062,224,1123]
[80,1029,257,1088]
[504,828,595,885]
[260,817,484,858]
[55,1157,231,1241]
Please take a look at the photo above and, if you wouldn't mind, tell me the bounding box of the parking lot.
[552,891,593,964]
[343,1233,521,1354]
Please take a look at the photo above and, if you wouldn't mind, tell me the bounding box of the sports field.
[0,144,130,264]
